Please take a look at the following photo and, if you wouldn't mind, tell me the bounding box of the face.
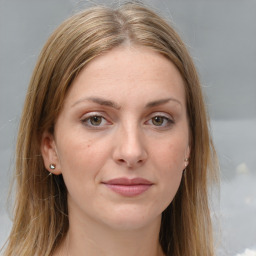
[41,46,190,231]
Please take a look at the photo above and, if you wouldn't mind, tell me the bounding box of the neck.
[56,214,165,256]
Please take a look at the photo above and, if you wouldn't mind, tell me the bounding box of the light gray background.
[0,1,256,255]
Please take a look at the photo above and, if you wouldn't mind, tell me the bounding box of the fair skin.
[41,45,190,256]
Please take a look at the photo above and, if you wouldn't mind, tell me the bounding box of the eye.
[88,116,103,126]
[81,114,109,127]
[146,114,174,128]
[152,116,166,126]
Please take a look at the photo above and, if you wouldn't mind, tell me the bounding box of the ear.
[41,131,62,175]
[184,145,191,168]
[186,145,191,159]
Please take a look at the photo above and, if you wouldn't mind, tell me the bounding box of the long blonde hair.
[2,2,218,256]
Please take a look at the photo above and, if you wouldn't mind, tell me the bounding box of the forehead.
[65,45,186,107]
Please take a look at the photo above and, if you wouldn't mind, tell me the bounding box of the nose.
[113,125,148,168]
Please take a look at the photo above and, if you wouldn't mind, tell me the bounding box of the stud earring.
[183,158,189,175]
[49,164,56,170]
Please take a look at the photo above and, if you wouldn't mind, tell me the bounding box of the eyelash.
[80,113,174,129]
[145,114,174,129]
[81,113,110,128]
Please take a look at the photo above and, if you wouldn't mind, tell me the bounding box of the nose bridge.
[123,123,142,152]
[114,120,147,167]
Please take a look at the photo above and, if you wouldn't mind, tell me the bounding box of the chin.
[100,207,162,231]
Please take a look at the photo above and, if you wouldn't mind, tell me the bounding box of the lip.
[102,177,153,197]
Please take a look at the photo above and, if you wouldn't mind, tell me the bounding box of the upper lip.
[102,177,153,185]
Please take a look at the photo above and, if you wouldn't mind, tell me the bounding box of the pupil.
[91,116,102,125]
[153,116,163,126]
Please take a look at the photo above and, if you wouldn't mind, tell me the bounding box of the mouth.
[102,177,153,197]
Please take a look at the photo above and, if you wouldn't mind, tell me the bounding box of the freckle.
[86,139,93,148]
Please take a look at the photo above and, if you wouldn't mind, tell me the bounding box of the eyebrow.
[145,98,182,108]
[72,97,121,109]
[71,97,181,109]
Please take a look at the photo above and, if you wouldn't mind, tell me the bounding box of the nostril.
[116,157,145,168]
[117,159,129,166]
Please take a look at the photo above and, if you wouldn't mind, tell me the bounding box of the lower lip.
[104,184,152,197]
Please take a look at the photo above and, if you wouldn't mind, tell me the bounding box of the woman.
[2,2,218,256]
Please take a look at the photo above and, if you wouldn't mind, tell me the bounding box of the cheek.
[150,133,187,200]
[150,142,185,214]
[153,137,187,172]
[57,138,111,205]
[57,136,109,181]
